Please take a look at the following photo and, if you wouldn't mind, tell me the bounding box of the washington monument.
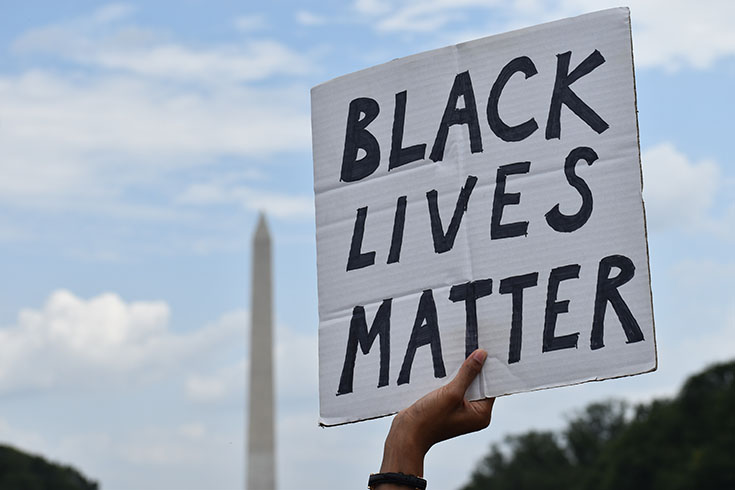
[247,213,276,490]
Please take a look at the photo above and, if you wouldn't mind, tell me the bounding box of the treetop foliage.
[462,359,735,490]
[0,444,98,490]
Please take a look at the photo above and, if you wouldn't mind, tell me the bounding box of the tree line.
[462,359,735,490]
[0,444,97,490]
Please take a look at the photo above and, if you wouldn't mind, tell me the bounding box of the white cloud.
[185,360,246,403]
[0,416,244,490]
[353,0,735,71]
[0,290,246,393]
[0,70,310,206]
[354,0,393,15]
[91,3,137,24]
[641,142,721,232]
[0,418,48,454]
[374,0,500,33]
[89,41,309,83]
[113,425,244,489]
[0,219,32,243]
[178,423,207,440]
[234,14,268,32]
[630,1,735,71]
[276,326,319,400]
[557,0,735,71]
[186,373,228,402]
[0,291,250,488]
[177,182,314,219]
[185,322,317,405]
[296,10,327,26]
[13,7,310,84]
[666,288,735,369]
[1,6,313,221]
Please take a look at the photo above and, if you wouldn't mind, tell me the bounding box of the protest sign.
[311,8,656,426]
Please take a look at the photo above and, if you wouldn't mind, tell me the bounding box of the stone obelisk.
[247,213,275,490]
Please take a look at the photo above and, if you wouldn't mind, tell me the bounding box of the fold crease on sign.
[478,363,487,400]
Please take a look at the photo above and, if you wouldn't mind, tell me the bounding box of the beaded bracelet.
[368,472,427,489]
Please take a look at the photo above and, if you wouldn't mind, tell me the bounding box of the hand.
[377,349,495,484]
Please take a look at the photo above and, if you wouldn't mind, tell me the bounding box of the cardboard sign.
[311,8,656,426]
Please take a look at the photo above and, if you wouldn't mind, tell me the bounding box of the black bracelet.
[368,472,427,489]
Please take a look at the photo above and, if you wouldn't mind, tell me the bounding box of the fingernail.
[472,349,487,364]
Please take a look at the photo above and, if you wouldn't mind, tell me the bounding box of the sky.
[0,1,733,489]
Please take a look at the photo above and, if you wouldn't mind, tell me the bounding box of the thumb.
[450,349,487,394]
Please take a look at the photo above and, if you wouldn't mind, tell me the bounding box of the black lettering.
[398,290,446,385]
[341,97,381,182]
[499,272,539,364]
[545,146,598,233]
[546,50,609,139]
[543,264,581,352]
[387,196,408,264]
[389,91,427,170]
[337,300,392,395]
[591,254,644,350]
[429,71,483,162]
[491,162,530,239]
[427,175,478,253]
[346,206,375,271]
[487,56,539,142]
[449,279,493,358]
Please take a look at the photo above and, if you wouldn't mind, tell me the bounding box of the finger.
[450,349,487,395]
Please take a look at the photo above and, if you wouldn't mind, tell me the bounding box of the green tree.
[467,431,573,490]
[462,360,735,490]
[564,400,627,490]
[0,444,98,490]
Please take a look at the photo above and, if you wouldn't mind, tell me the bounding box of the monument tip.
[254,211,270,240]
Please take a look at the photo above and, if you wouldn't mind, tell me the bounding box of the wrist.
[379,413,427,477]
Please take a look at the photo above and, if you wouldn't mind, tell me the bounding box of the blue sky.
[0,1,733,489]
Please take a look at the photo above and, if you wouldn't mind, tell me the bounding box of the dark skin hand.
[375,349,495,489]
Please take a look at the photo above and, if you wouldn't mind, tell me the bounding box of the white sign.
[311,8,656,426]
